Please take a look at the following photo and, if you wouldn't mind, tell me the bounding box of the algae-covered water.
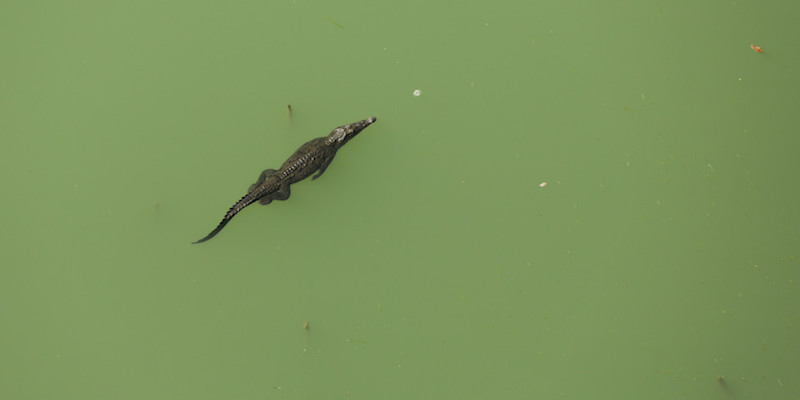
[2,1,798,398]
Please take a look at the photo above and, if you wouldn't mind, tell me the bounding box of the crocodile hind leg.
[249,169,277,192]
[259,182,290,205]
[249,168,292,205]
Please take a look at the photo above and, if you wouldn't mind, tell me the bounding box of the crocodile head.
[327,116,377,147]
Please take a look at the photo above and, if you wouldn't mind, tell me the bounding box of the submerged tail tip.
[192,230,219,244]
[192,217,232,244]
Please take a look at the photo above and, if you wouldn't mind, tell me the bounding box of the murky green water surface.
[2,1,798,398]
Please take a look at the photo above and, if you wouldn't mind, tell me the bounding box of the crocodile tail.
[192,187,274,244]
[192,215,234,244]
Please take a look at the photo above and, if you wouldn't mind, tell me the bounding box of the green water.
[2,1,798,399]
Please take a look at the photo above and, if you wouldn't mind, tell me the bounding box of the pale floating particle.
[539,182,547,187]
[412,89,421,97]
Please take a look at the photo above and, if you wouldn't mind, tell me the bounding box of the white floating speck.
[412,89,421,97]
[539,182,547,187]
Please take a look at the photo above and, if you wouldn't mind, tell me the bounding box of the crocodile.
[193,116,377,243]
